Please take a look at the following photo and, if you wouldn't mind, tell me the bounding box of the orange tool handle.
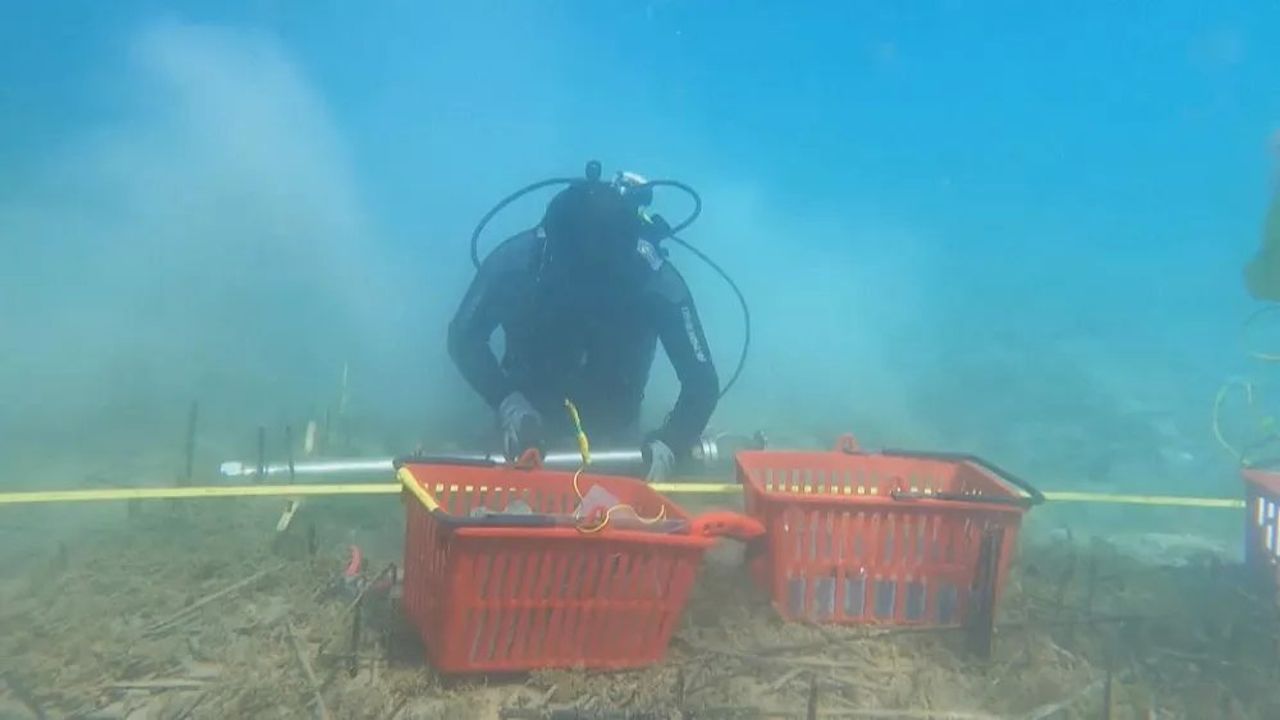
[689,511,765,541]
[512,448,544,470]
[835,433,862,453]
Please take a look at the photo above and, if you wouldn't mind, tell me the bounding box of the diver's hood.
[540,180,643,271]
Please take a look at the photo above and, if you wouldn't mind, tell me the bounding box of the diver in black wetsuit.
[1244,131,1280,302]
[447,171,719,482]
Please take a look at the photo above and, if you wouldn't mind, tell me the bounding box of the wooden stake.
[256,426,267,484]
[182,401,199,486]
[143,566,279,637]
[286,621,332,720]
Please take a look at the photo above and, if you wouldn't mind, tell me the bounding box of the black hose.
[470,177,577,269]
[470,177,701,269]
[642,179,701,236]
[669,235,750,399]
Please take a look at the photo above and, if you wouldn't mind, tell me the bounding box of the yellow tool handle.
[564,398,591,465]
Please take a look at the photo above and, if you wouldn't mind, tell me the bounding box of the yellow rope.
[564,398,665,533]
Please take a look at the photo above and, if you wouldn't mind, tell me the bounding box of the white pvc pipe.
[218,449,645,479]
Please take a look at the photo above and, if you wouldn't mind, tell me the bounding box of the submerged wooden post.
[182,401,199,486]
[256,426,267,484]
[285,424,296,482]
[966,527,1003,660]
[805,672,818,720]
[167,400,200,515]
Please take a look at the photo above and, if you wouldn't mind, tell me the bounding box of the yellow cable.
[1213,378,1280,467]
[1244,304,1280,362]
[1219,304,1280,465]
[570,462,667,533]
[562,398,664,532]
[1213,380,1250,464]
[564,399,591,466]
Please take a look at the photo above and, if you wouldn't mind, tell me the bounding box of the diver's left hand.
[643,439,676,483]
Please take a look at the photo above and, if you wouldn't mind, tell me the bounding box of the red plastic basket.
[396,457,760,674]
[1242,469,1280,597]
[737,435,1041,626]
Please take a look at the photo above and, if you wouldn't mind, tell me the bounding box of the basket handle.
[879,448,1045,507]
[689,511,766,541]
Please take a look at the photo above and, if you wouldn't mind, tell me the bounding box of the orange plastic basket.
[396,456,761,675]
[737,435,1042,626]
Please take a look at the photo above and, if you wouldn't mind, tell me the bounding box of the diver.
[447,167,720,482]
[1244,131,1280,302]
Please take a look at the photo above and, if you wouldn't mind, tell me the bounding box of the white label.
[682,306,707,362]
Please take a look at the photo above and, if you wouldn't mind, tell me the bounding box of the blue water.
[1,1,1278,503]
[5,5,1280,716]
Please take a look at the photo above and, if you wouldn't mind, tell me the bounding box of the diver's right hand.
[498,392,543,460]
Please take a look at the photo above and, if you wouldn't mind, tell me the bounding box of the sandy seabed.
[0,498,1277,720]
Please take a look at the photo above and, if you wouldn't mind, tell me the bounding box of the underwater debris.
[142,565,281,637]
[5,503,1280,719]
[286,620,332,720]
[0,672,46,720]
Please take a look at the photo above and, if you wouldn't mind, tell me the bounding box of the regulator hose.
[470,177,577,270]
[668,234,750,399]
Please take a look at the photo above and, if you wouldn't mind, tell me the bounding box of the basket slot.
[843,573,866,617]
[612,553,642,655]
[507,552,541,663]
[543,554,571,660]
[525,553,554,660]
[493,485,510,512]
[474,554,502,661]
[565,550,593,661]
[873,579,895,619]
[557,554,586,659]
[904,580,926,621]
[883,514,896,566]
[469,548,573,665]
[575,551,608,662]
[497,555,525,660]
[938,583,958,624]
[600,552,630,657]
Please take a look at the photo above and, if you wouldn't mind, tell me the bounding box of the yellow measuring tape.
[0,483,1248,509]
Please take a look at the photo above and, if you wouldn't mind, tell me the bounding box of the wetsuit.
[1245,183,1280,302]
[448,229,719,459]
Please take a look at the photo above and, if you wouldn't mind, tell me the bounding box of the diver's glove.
[643,439,676,483]
[498,392,542,460]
